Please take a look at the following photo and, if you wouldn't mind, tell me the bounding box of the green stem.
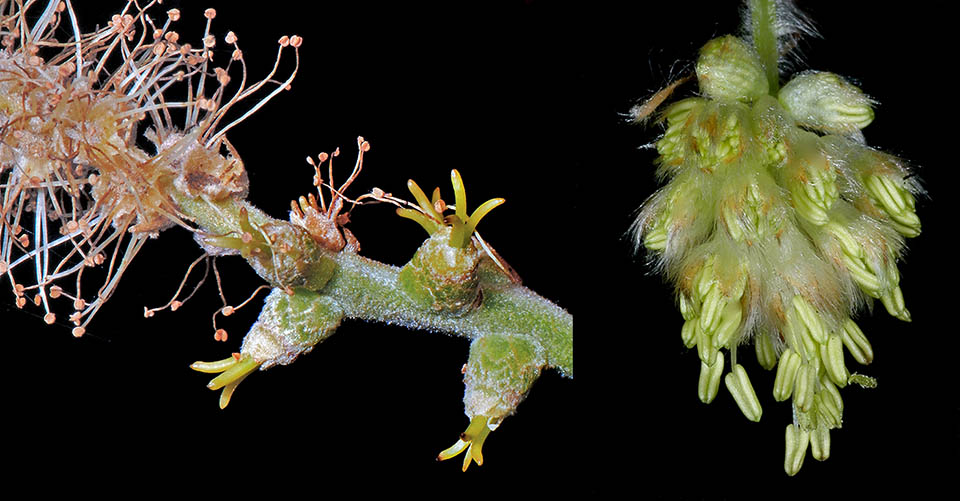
[172,191,573,377]
[750,0,780,94]
[329,252,572,376]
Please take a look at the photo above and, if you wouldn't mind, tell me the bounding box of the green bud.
[686,103,750,170]
[794,362,816,413]
[825,222,863,260]
[820,334,849,387]
[698,354,725,404]
[696,35,769,102]
[819,375,845,416]
[842,252,883,297]
[715,301,743,349]
[695,258,717,299]
[791,183,830,225]
[398,226,482,315]
[656,98,706,167]
[792,295,827,345]
[697,326,718,367]
[880,286,910,322]
[816,388,843,429]
[863,174,921,237]
[773,348,802,402]
[643,224,668,251]
[681,318,699,348]
[785,301,818,358]
[721,202,744,242]
[810,426,831,461]
[841,318,873,365]
[755,331,778,371]
[778,71,874,133]
[725,363,763,422]
[679,293,697,321]
[699,284,724,334]
[784,424,810,476]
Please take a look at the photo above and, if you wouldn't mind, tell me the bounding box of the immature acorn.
[633,2,922,476]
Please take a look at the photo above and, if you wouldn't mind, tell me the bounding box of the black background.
[3,0,954,495]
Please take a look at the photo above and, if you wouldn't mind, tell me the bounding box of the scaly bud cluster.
[633,7,922,475]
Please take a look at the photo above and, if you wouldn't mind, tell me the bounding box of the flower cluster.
[635,30,920,475]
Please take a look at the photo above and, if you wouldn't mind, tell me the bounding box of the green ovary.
[398,226,482,315]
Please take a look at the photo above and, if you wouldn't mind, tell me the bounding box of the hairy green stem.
[750,0,779,94]
[172,191,573,376]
